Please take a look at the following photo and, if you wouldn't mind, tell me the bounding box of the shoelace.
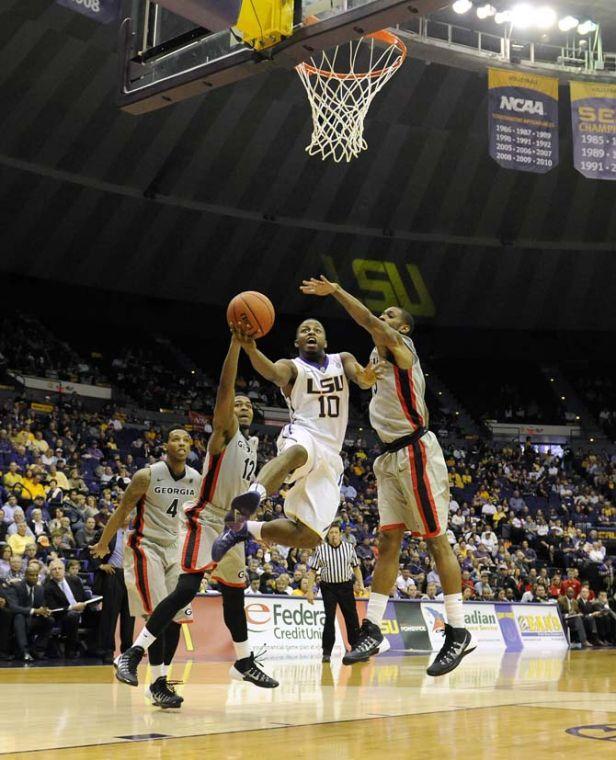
[164,680,183,693]
[252,645,268,667]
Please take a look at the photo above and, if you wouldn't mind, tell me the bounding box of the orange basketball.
[227,291,275,338]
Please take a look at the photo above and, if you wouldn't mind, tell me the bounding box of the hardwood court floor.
[2,650,615,759]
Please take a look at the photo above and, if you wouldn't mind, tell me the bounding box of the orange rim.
[297,29,407,81]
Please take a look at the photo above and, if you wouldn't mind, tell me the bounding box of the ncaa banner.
[570,81,616,180]
[488,68,559,173]
[55,0,121,24]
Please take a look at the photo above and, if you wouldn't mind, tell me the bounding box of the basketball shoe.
[114,645,145,686]
[426,624,475,677]
[342,619,390,664]
[212,516,249,562]
[229,651,279,688]
[146,677,184,708]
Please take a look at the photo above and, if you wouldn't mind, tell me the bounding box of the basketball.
[227,291,275,338]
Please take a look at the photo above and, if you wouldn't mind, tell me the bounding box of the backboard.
[118,0,447,113]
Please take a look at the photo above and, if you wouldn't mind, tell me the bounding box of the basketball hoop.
[295,29,406,163]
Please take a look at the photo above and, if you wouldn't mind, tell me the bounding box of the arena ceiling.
[0,0,615,332]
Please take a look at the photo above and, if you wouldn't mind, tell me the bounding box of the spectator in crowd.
[5,564,54,662]
[558,588,591,648]
[44,559,92,658]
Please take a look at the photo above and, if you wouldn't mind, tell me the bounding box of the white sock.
[233,640,252,661]
[248,482,267,502]
[366,593,388,626]
[444,593,465,628]
[247,521,263,540]
[160,664,169,677]
[151,664,165,681]
[134,626,156,651]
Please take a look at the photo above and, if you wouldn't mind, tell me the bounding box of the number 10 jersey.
[282,354,349,456]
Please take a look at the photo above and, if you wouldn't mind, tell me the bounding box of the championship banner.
[488,68,559,173]
[188,411,211,432]
[55,0,121,24]
[570,81,616,180]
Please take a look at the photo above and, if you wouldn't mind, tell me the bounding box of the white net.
[295,31,406,163]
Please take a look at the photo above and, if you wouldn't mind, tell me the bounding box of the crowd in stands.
[567,365,616,442]
[432,360,568,425]
[1,380,615,661]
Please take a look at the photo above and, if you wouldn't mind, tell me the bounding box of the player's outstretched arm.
[340,352,384,389]
[209,335,242,455]
[231,324,297,388]
[90,468,150,558]
[300,276,406,353]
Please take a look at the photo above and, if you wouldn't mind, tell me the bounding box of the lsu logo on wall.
[321,255,436,318]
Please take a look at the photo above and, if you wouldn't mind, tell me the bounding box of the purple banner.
[488,68,559,174]
[55,0,121,24]
[570,81,616,181]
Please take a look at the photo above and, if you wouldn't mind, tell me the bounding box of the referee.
[307,524,364,663]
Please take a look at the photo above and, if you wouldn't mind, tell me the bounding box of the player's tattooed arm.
[340,352,384,389]
[232,324,298,388]
[209,336,242,454]
[300,276,411,365]
[89,468,150,558]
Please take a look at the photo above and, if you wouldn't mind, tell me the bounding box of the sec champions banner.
[56,0,121,24]
[488,68,559,173]
[570,81,616,180]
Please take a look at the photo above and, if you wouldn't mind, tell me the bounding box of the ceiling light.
[535,7,556,29]
[578,20,598,35]
[476,4,496,19]
[495,10,512,24]
[452,0,473,14]
[511,3,535,29]
[558,15,578,32]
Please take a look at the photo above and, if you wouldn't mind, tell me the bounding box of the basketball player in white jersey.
[212,318,380,560]
[91,429,201,707]
[301,276,474,676]
[114,334,278,690]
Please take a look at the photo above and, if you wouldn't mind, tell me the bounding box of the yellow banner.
[489,68,558,99]
[31,402,54,413]
[570,80,616,102]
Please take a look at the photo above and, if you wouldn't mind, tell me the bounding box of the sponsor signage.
[244,596,344,658]
[512,603,568,646]
[570,81,616,180]
[488,68,559,173]
[392,600,432,651]
[422,602,506,649]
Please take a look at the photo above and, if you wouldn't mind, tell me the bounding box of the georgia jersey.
[130,460,201,546]
[369,335,429,443]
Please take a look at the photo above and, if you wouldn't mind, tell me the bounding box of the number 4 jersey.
[282,354,349,456]
[131,460,202,546]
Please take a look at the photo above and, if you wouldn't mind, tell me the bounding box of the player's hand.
[90,542,108,559]
[100,564,115,575]
[300,275,338,297]
[230,323,257,351]
[356,360,386,388]
[306,590,315,605]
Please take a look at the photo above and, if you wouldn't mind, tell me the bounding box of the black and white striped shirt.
[309,541,359,584]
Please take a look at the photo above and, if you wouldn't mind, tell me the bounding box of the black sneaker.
[230,652,279,688]
[342,619,383,665]
[426,624,475,677]
[146,677,184,708]
[212,518,249,563]
[114,645,144,686]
